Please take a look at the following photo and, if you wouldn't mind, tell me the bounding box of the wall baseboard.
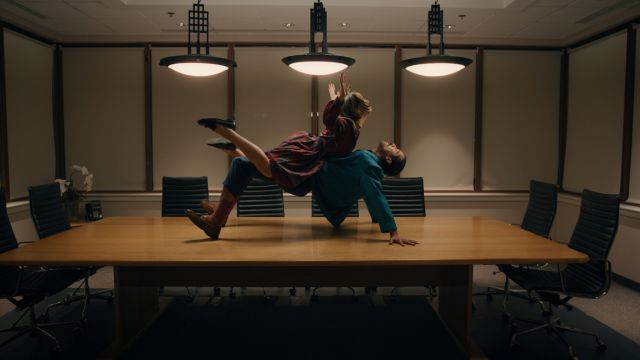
[613,273,640,293]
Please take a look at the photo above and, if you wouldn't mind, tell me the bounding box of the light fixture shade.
[159,1,234,77]
[282,1,355,76]
[160,55,236,77]
[400,55,472,77]
[401,2,473,77]
[282,53,354,76]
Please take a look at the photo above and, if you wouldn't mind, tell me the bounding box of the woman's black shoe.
[206,138,236,150]
[197,118,236,131]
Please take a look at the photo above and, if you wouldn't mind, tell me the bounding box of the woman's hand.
[338,72,351,100]
[328,82,338,100]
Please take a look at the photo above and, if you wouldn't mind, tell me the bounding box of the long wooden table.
[0,216,587,358]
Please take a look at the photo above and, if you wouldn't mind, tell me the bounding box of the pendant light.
[282,0,355,76]
[400,1,472,77]
[159,0,236,77]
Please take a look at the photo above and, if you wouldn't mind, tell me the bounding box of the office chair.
[311,192,359,217]
[28,183,114,324]
[162,176,209,300]
[162,176,209,217]
[236,177,284,217]
[505,189,619,359]
[1,187,86,353]
[381,177,432,299]
[382,177,426,217]
[230,178,284,300]
[474,180,558,314]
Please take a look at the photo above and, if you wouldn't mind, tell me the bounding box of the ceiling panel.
[513,22,590,38]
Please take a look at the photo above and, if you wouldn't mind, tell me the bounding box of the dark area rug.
[0,287,637,359]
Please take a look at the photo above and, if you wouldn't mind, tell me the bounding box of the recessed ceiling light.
[283,23,295,28]
[178,22,185,27]
[445,24,455,29]
[339,22,350,28]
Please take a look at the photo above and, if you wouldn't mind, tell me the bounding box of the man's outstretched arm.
[360,172,419,246]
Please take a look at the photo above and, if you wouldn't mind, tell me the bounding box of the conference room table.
[0,216,587,359]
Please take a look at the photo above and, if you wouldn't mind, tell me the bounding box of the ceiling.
[0,0,639,46]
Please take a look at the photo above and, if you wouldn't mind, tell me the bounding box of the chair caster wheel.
[597,344,607,352]
[39,313,50,322]
[311,294,319,302]
[501,313,511,322]
[73,327,84,336]
[569,356,579,360]
[213,287,221,297]
[511,340,520,349]
[289,288,296,296]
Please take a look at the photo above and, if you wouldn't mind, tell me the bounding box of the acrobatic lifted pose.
[186,73,415,246]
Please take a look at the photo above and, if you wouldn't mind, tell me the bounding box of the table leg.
[438,265,473,356]
[113,267,159,353]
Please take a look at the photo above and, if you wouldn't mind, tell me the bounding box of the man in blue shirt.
[188,141,417,246]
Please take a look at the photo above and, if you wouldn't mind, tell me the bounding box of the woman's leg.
[213,127,272,178]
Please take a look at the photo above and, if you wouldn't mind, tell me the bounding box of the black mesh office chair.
[236,178,284,217]
[1,187,86,353]
[382,177,426,217]
[475,180,558,313]
[228,178,285,300]
[28,183,113,323]
[162,176,209,216]
[162,176,209,300]
[312,193,358,217]
[505,189,619,359]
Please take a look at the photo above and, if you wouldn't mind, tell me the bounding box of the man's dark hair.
[379,153,406,176]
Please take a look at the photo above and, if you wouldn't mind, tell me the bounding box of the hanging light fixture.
[282,0,355,76]
[400,1,472,77]
[159,0,236,77]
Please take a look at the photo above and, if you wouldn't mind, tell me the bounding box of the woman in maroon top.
[190,73,372,239]
[208,73,369,189]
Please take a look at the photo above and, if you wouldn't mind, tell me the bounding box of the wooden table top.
[0,216,587,267]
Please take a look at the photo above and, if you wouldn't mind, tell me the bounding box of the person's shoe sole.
[206,138,236,150]
[197,118,236,131]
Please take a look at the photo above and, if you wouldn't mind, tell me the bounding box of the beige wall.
[401,49,476,190]
[64,47,146,191]
[235,47,311,150]
[564,32,626,194]
[482,50,560,190]
[151,47,229,190]
[4,30,55,199]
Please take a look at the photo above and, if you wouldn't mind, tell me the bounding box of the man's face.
[377,140,405,162]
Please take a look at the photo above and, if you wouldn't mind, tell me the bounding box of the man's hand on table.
[389,230,418,246]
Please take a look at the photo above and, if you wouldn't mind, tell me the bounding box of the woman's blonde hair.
[341,91,372,121]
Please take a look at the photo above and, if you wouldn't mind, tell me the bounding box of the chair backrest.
[0,187,20,297]
[0,188,18,253]
[382,177,425,217]
[28,183,70,239]
[520,180,558,238]
[162,176,209,217]
[236,178,284,217]
[311,193,358,217]
[564,189,620,296]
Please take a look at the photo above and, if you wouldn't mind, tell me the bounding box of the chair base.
[41,278,114,323]
[510,314,607,359]
[0,304,77,352]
